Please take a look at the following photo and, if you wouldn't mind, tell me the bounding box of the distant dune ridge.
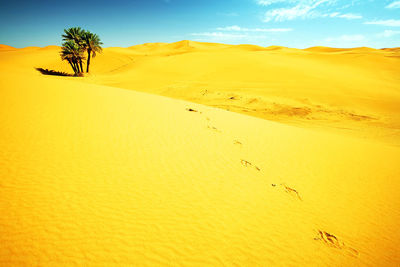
[0,41,399,266]
[0,44,17,51]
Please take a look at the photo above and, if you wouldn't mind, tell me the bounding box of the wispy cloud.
[190,1,397,47]
[325,34,366,42]
[386,1,400,9]
[328,13,362,19]
[378,30,400,37]
[364,20,400,27]
[191,32,248,39]
[256,0,360,8]
[217,25,293,32]
[189,25,290,44]
[322,34,367,47]
[257,0,293,6]
[260,0,360,22]
[189,30,275,44]
[263,1,326,22]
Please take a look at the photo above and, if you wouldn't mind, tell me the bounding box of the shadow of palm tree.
[35,68,73,77]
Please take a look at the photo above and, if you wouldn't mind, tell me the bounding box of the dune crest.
[0,44,16,51]
[38,45,61,51]
[305,46,348,52]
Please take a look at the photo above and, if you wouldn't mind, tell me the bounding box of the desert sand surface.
[0,41,399,266]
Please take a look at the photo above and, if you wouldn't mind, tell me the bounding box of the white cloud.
[326,12,362,19]
[364,20,400,27]
[257,0,292,5]
[325,34,366,42]
[190,32,248,39]
[190,31,271,43]
[262,0,340,22]
[322,34,367,47]
[189,25,290,44]
[263,2,318,22]
[258,0,363,22]
[257,0,361,8]
[378,30,400,37]
[386,1,400,9]
[217,25,293,32]
[336,13,362,19]
[218,25,242,31]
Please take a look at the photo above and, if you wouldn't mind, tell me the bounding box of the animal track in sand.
[314,230,359,257]
[240,159,261,171]
[281,183,302,201]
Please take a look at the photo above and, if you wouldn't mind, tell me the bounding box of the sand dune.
[38,45,61,51]
[304,46,381,53]
[0,41,399,266]
[0,44,16,51]
[2,41,398,144]
[382,47,400,52]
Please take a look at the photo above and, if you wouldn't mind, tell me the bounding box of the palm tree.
[60,48,77,74]
[82,31,103,72]
[62,27,85,73]
[62,27,84,45]
[60,27,102,74]
[60,40,85,75]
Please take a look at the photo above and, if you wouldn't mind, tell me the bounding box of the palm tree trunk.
[67,59,77,73]
[79,60,84,73]
[73,61,80,74]
[86,49,91,72]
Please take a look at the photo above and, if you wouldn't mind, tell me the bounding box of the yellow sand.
[0,41,399,266]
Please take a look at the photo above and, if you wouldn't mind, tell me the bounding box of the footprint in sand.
[279,183,302,201]
[186,108,202,114]
[240,159,261,171]
[207,125,221,133]
[314,230,359,257]
[233,140,242,146]
[185,109,221,133]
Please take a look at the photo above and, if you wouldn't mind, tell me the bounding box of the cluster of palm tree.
[60,27,103,76]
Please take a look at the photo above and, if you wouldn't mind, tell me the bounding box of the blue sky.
[0,0,399,48]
